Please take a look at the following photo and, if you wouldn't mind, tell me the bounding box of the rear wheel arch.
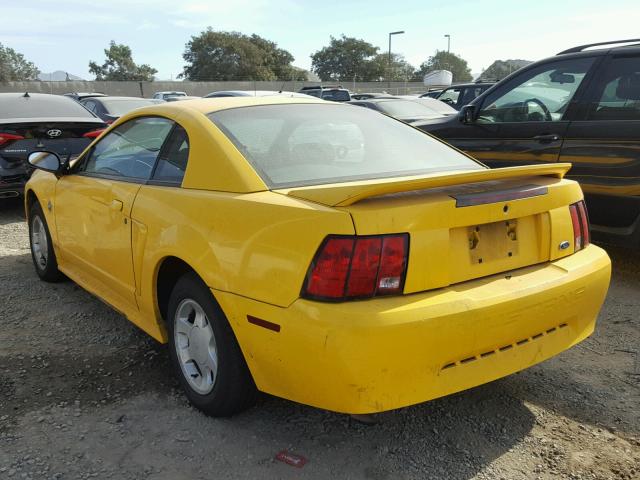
[25,189,38,213]
[155,256,199,325]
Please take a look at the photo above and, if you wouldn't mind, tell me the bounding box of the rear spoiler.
[279,164,572,207]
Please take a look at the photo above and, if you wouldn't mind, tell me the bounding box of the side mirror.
[28,151,62,174]
[459,104,477,124]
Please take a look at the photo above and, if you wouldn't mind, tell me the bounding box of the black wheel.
[167,272,257,416]
[28,201,64,282]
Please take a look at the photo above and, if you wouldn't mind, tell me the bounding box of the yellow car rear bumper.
[215,244,611,414]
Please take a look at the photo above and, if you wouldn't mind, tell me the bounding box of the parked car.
[414,39,640,247]
[153,91,187,101]
[395,95,459,116]
[204,90,314,98]
[299,85,351,101]
[349,97,446,123]
[420,89,443,99]
[63,92,107,102]
[350,93,395,100]
[165,96,201,102]
[25,97,610,417]
[424,82,495,110]
[0,92,105,198]
[80,96,164,123]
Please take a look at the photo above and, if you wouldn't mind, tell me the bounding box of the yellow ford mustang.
[25,97,611,416]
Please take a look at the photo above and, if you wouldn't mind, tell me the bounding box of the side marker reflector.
[247,315,281,332]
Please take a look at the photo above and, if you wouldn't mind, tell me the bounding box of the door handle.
[533,134,561,143]
[110,199,123,212]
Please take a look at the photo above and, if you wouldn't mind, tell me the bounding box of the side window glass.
[439,88,460,105]
[589,56,640,121]
[82,117,173,181]
[83,101,96,113]
[478,57,595,123]
[152,125,190,184]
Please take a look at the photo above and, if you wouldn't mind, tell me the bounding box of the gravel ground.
[0,196,638,480]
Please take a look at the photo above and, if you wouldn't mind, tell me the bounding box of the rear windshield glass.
[375,100,442,117]
[0,94,95,119]
[322,90,350,101]
[102,99,162,115]
[208,104,482,188]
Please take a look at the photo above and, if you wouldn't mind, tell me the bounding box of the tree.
[414,51,473,83]
[311,35,380,82]
[181,29,306,81]
[482,59,532,81]
[367,53,416,82]
[89,41,157,81]
[0,43,39,82]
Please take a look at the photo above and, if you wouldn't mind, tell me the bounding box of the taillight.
[569,200,590,252]
[302,234,409,301]
[0,133,25,146]
[83,129,105,138]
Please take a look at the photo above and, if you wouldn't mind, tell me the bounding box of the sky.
[2,0,640,80]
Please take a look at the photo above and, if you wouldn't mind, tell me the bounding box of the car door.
[455,56,598,168]
[559,52,640,241]
[54,116,174,311]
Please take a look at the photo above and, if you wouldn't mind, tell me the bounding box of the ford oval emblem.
[47,129,62,138]
[559,240,570,250]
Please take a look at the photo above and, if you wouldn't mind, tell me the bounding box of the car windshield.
[375,100,442,118]
[208,104,482,188]
[102,99,162,115]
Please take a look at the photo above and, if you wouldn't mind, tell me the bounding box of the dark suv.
[415,39,640,247]
[423,81,495,110]
[299,86,351,102]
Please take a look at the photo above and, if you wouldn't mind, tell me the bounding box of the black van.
[415,39,640,248]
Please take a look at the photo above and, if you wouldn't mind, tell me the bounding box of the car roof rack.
[558,39,640,55]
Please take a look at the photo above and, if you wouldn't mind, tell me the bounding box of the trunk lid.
[0,120,105,164]
[279,164,582,293]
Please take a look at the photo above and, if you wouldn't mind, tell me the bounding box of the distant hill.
[37,71,84,81]
[480,59,533,81]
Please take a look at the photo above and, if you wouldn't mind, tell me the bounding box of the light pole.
[388,30,405,89]
[444,34,451,53]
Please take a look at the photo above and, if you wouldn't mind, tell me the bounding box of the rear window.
[375,100,441,118]
[0,94,96,119]
[321,90,350,101]
[208,104,482,188]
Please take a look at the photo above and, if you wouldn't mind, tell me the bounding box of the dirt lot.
[0,197,638,480]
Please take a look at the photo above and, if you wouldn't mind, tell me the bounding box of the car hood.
[410,115,458,128]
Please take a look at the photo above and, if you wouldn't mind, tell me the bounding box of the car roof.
[118,96,327,117]
[443,82,495,89]
[92,96,161,102]
[350,98,407,104]
[206,90,314,98]
[64,92,107,97]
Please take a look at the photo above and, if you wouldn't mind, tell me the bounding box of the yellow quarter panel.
[130,186,354,338]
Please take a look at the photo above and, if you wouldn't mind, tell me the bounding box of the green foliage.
[368,53,416,81]
[89,41,157,81]
[311,35,380,82]
[181,29,306,81]
[482,59,532,81]
[0,43,39,82]
[311,36,416,82]
[415,51,473,83]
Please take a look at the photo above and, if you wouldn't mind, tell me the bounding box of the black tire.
[167,272,257,416]
[28,201,64,282]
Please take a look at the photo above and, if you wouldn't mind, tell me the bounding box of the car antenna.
[23,92,30,98]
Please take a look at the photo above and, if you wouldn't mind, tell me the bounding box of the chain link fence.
[0,80,439,97]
